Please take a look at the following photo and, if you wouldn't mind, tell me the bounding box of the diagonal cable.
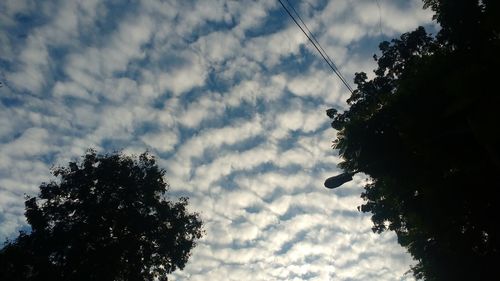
[278,0,354,94]
[284,0,354,93]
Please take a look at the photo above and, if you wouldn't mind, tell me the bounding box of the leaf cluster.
[328,1,500,280]
[0,150,204,281]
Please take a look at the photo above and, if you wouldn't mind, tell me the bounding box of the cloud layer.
[0,0,436,280]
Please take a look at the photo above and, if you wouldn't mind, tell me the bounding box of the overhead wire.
[277,0,354,94]
[375,0,382,35]
[283,0,354,93]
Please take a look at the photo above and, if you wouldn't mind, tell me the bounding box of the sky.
[0,0,437,280]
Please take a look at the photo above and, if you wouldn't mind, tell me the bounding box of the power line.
[375,0,382,35]
[284,0,354,93]
[277,0,354,94]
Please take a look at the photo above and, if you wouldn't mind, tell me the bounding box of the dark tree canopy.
[423,0,500,48]
[0,150,203,281]
[329,1,500,280]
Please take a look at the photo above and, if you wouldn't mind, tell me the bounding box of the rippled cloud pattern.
[0,0,437,280]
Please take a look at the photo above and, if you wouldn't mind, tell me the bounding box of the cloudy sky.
[0,0,437,280]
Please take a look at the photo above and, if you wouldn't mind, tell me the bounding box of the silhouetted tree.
[0,150,203,281]
[328,1,500,280]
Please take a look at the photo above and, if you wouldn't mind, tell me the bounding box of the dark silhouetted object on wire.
[0,150,204,281]
[327,0,500,280]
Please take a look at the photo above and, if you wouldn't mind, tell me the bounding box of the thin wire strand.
[375,0,382,35]
[280,0,353,93]
[277,0,354,94]
[284,0,354,93]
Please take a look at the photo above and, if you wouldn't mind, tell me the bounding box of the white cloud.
[226,74,286,107]
[244,26,308,68]
[157,56,207,97]
[177,91,225,128]
[1,127,52,157]
[0,0,436,280]
[7,34,50,93]
[101,16,154,75]
[141,131,178,153]
[319,0,434,45]
[193,31,242,63]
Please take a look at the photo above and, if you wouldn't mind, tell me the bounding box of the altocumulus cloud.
[0,0,436,280]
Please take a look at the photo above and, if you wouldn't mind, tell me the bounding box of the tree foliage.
[329,1,500,280]
[0,150,203,281]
